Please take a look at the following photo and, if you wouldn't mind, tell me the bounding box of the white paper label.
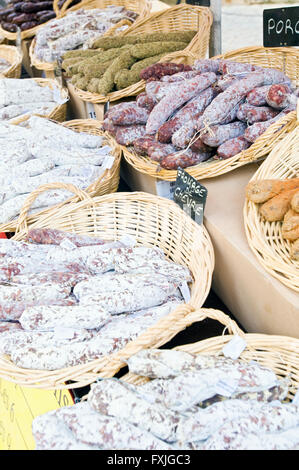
[120,234,136,247]
[179,281,191,302]
[102,155,115,170]
[59,239,77,251]
[86,102,97,119]
[156,180,176,200]
[214,378,238,397]
[222,335,247,360]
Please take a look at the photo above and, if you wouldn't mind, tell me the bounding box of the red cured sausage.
[218,60,258,75]
[26,228,107,247]
[192,59,220,73]
[133,135,156,155]
[102,118,118,136]
[147,142,177,162]
[157,87,215,143]
[216,136,251,160]
[161,70,201,83]
[140,62,192,81]
[246,85,272,106]
[115,125,146,146]
[243,106,294,143]
[160,148,211,170]
[110,104,150,126]
[266,84,297,110]
[237,103,279,123]
[202,70,291,127]
[171,114,202,149]
[146,72,217,135]
[190,137,212,154]
[201,122,246,147]
[136,93,156,111]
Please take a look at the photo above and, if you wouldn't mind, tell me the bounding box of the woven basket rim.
[243,126,299,292]
[121,45,299,181]
[0,191,214,389]
[121,308,299,401]
[0,118,121,233]
[68,3,213,104]
[0,44,23,78]
[29,0,152,72]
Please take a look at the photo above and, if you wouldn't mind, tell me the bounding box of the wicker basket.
[122,308,299,403]
[0,119,122,233]
[243,116,299,292]
[7,78,68,125]
[29,0,152,75]
[122,46,299,182]
[0,0,84,41]
[0,45,23,78]
[0,191,214,389]
[70,4,213,105]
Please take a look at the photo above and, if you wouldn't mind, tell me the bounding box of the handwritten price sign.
[0,378,74,450]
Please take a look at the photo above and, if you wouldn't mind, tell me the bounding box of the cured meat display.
[104,59,297,168]
[31,349,299,450]
[0,230,191,370]
[33,6,140,63]
[0,116,116,225]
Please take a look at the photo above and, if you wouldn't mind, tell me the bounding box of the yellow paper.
[0,378,74,450]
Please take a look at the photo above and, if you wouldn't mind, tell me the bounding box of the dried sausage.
[201,122,246,147]
[146,73,217,135]
[216,135,251,159]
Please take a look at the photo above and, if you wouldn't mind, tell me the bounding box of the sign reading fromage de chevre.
[173,168,208,225]
[263,6,299,47]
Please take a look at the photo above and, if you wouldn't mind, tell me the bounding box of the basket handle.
[14,182,93,235]
[95,307,244,379]
[53,0,75,17]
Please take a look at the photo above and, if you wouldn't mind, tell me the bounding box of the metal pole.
[209,0,222,56]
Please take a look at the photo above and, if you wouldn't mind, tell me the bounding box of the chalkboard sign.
[173,168,208,225]
[182,0,210,7]
[263,6,299,47]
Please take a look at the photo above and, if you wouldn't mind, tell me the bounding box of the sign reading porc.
[263,6,299,47]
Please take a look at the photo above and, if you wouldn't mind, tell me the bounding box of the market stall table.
[200,163,299,338]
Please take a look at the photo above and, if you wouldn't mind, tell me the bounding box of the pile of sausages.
[31,348,299,450]
[0,228,191,370]
[103,59,298,170]
[0,0,80,32]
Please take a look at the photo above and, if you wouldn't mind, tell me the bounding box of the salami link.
[11,271,91,289]
[19,304,111,331]
[216,136,251,159]
[50,402,173,450]
[218,60,258,75]
[237,103,279,123]
[266,84,298,110]
[201,122,246,147]
[161,70,201,83]
[243,106,294,143]
[147,142,177,162]
[0,284,72,321]
[140,62,192,81]
[88,379,181,442]
[171,115,201,149]
[146,73,217,135]
[25,228,107,247]
[32,407,101,450]
[109,104,150,126]
[192,58,220,73]
[133,135,156,155]
[246,85,272,106]
[136,92,156,111]
[160,148,211,170]
[157,87,215,143]
[115,125,146,146]
[101,118,118,135]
